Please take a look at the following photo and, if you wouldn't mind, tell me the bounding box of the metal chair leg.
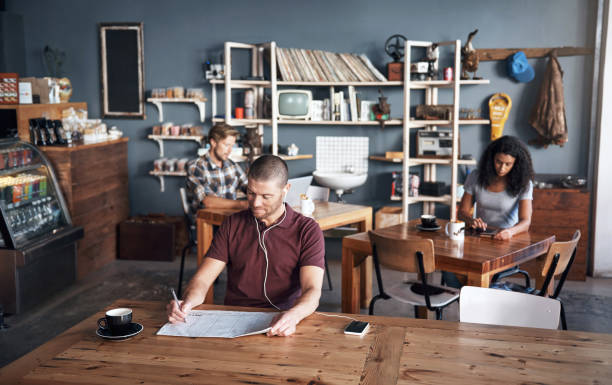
[560,301,568,330]
[324,254,333,291]
[178,241,193,298]
[369,295,382,315]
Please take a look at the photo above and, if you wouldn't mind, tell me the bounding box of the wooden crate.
[119,219,175,261]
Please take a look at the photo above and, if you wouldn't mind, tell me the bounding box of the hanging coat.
[528,52,568,148]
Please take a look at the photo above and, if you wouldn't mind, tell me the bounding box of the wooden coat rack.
[475,46,593,61]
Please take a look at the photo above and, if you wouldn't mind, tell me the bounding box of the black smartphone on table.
[344,321,370,336]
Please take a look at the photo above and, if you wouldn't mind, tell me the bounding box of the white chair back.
[179,187,189,216]
[460,286,560,329]
[307,185,330,201]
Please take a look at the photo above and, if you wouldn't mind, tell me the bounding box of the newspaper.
[157,310,277,338]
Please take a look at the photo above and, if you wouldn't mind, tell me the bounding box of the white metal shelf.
[212,117,403,126]
[391,194,462,204]
[278,81,404,87]
[149,170,187,192]
[212,118,272,126]
[210,79,404,87]
[147,97,207,122]
[209,79,271,88]
[147,135,204,157]
[370,155,477,166]
[408,119,490,127]
[409,79,490,89]
[229,154,313,162]
[279,119,403,126]
[210,78,489,88]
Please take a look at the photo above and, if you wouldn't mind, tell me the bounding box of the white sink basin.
[312,170,368,196]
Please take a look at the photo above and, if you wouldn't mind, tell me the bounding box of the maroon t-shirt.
[205,204,325,310]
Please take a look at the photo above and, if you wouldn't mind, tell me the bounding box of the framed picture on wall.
[99,22,145,119]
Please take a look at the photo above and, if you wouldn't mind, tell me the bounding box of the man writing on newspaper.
[167,155,325,337]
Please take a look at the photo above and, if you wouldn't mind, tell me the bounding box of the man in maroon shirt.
[167,155,325,337]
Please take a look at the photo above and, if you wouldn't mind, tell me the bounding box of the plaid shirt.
[185,153,248,214]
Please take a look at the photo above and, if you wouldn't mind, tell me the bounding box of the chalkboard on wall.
[99,22,145,119]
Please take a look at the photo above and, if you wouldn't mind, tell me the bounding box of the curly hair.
[477,136,534,196]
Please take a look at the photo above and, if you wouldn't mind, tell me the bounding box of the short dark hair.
[208,123,239,144]
[477,135,534,196]
[248,155,288,186]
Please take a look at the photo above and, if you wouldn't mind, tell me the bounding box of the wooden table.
[197,202,373,305]
[2,299,611,385]
[342,219,555,314]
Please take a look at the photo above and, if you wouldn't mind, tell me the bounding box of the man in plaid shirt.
[186,124,248,216]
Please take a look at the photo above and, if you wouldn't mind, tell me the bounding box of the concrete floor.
[2,240,612,368]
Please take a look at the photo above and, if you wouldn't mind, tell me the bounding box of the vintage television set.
[277,90,312,120]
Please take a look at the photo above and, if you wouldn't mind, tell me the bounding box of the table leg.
[342,245,362,314]
[197,219,215,304]
[198,221,214,266]
[356,216,373,309]
[360,256,372,309]
[467,272,490,288]
[415,307,437,319]
[204,286,214,304]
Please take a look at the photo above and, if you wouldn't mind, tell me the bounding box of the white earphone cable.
[254,204,287,311]
[254,202,362,324]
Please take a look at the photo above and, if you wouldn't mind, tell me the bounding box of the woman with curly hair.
[458,135,534,241]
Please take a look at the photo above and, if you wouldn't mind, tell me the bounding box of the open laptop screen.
[285,176,313,207]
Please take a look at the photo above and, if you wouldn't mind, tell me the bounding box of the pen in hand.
[170,288,187,323]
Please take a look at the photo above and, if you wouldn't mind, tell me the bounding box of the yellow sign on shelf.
[488,93,512,141]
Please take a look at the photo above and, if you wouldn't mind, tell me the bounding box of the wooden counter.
[40,138,129,279]
[0,102,87,142]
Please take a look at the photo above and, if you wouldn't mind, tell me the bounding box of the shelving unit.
[209,42,409,159]
[147,97,208,122]
[399,40,489,221]
[147,96,208,192]
[210,40,490,222]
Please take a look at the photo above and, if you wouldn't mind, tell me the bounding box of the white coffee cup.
[445,220,465,241]
[300,196,315,216]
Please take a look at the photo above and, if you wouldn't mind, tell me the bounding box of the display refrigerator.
[0,138,83,314]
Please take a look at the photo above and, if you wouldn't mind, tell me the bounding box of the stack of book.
[276,48,387,82]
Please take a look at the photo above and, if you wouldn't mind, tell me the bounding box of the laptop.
[285,176,313,207]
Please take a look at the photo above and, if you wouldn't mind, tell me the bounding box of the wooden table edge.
[3,299,612,385]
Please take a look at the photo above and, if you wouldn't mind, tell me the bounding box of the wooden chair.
[178,187,197,298]
[490,230,581,330]
[368,231,459,320]
[460,286,561,329]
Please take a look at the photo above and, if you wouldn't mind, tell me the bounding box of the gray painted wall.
[7,0,597,218]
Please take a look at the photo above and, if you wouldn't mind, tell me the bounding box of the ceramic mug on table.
[445,220,465,241]
[300,195,315,216]
[420,214,437,228]
[98,308,132,335]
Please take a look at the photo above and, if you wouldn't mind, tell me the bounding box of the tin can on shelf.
[444,67,453,81]
[409,173,420,197]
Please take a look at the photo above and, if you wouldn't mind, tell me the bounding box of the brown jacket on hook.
[528,52,568,148]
